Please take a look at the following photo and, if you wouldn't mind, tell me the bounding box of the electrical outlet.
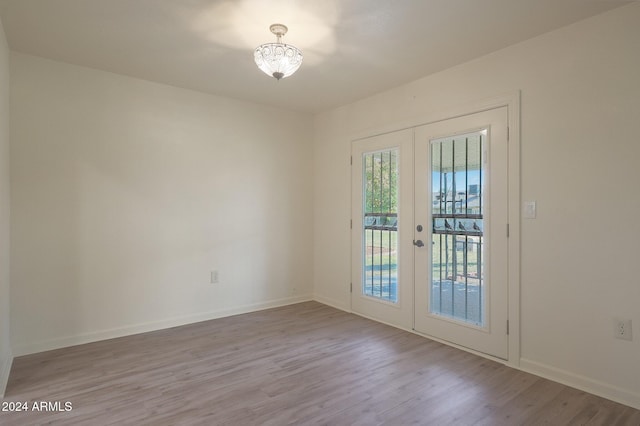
[210,270,219,284]
[613,318,632,341]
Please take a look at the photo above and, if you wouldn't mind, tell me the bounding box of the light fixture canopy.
[254,24,303,80]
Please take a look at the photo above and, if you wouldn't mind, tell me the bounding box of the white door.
[414,107,509,359]
[351,129,413,329]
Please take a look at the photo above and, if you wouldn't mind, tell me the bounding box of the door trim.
[350,92,520,366]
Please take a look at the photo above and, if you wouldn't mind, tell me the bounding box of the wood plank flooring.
[2,302,639,425]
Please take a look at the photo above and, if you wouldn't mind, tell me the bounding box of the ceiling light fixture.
[254,24,303,80]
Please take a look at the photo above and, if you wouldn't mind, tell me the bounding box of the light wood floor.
[2,302,639,426]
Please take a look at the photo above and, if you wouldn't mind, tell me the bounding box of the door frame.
[350,92,521,366]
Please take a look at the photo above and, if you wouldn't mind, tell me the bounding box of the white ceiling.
[0,0,632,113]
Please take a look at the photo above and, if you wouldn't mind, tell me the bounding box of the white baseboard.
[520,358,640,410]
[13,295,313,357]
[0,349,13,398]
[312,294,350,313]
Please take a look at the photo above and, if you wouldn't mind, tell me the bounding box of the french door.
[352,106,510,360]
[414,107,509,359]
[351,129,413,329]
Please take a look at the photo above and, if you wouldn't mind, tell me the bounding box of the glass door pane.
[362,149,398,303]
[430,131,484,325]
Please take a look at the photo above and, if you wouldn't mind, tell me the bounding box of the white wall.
[313,3,640,409]
[0,19,11,397]
[10,53,314,355]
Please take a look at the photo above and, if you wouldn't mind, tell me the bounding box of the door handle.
[413,239,425,247]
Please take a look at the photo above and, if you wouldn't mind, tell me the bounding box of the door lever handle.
[413,239,425,247]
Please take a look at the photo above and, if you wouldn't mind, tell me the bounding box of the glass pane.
[362,149,398,303]
[430,131,485,325]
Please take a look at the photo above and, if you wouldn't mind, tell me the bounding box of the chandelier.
[254,24,303,80]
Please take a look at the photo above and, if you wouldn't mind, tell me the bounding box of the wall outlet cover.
[613,318,632,341]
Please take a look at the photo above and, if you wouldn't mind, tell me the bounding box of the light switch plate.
[524,201,536,219]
